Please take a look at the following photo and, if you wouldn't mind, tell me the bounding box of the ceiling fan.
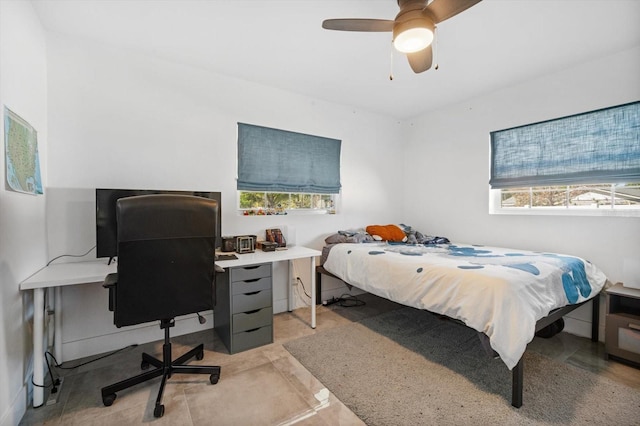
[322,0,482,73]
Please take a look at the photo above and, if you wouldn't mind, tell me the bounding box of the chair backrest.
[113,194,217,327]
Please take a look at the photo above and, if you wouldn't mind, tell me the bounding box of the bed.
[318,229,607,407]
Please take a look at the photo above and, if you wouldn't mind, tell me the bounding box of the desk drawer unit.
[214,262,273,354]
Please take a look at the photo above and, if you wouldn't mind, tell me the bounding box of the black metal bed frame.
[316,266,601,408]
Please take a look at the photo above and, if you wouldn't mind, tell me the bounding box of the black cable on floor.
[336,294,365,307]
[324,294,366,307]
[44,353,60,393]
[30,344,137,403]
[31,352,60,390]
[31,376,52,389]
[46,344,138,370]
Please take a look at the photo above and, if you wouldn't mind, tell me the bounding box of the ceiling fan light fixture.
[394,27,433,53]
[393,17,434,53]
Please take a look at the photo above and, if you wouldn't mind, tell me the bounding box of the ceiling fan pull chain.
[434,26,439,70]
[389,41,394,80]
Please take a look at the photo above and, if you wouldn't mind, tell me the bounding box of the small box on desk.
[257,241,278,252]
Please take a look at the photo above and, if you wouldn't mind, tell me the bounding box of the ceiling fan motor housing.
[392,12,435,40]
[393,1,435,52]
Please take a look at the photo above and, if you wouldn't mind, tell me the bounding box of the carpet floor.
[284,307,640,425]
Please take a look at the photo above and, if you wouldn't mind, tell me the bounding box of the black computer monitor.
[96,188,222,260]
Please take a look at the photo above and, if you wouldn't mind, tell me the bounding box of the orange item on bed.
[366,224,406,242]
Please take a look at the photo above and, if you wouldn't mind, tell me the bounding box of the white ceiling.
[31,0,640,120]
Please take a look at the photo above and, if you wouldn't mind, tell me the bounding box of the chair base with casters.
[101,319,220,418]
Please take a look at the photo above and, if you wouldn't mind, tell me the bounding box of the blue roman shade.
[490,101,640,189]
[237,123,341,194]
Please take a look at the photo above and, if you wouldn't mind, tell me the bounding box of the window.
[498,183,640,210]
[237,123,341,214]
[490,102,640,216]
[239,192,336,215]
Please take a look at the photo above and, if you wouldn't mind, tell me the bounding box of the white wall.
[44,32,405,360]
[0,1,48,424]
[402,46,640,337]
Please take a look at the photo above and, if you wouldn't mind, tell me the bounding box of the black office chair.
[101,194,221,418]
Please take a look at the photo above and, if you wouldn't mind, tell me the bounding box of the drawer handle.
[244,309,261,315]
[243,278,260,283]
[243,266,261,270]
[244,291,261,296]
[244,327,261,333]
[629,323,640,332]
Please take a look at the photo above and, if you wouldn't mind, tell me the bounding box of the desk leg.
[310,256,316,329]
[33,288,44,407]
[54,286,63,362]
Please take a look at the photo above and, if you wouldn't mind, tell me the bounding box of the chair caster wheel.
[210,373,219,384]
[141,360,150,370]
[102,393,116,406]
[196,350,204,361]
[154,404,165,418]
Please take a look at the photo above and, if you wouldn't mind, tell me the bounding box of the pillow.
[324,233,348,244]
[325,230,375,245]
[366,224,407,242]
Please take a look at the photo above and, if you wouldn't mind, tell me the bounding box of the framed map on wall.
[4,106,42,195]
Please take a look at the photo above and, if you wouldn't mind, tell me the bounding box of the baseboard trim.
[564,316,604,342]
[1,383,27,426]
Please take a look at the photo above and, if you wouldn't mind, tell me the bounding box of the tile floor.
[19,294,640,425]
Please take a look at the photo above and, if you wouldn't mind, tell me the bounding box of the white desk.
[19,245,320,407]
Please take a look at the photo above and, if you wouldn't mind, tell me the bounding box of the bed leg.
[315,268,323,305]
[512,358,523,408]
[591,294,600,342]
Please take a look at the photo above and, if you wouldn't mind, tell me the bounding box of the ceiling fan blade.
[425,0,482,24]
[322,19,394,32]
[406,45,433,73]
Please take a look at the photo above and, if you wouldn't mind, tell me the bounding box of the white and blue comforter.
[323,242,607,369]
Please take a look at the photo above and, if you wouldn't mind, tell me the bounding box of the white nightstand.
[605,283,640,366]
